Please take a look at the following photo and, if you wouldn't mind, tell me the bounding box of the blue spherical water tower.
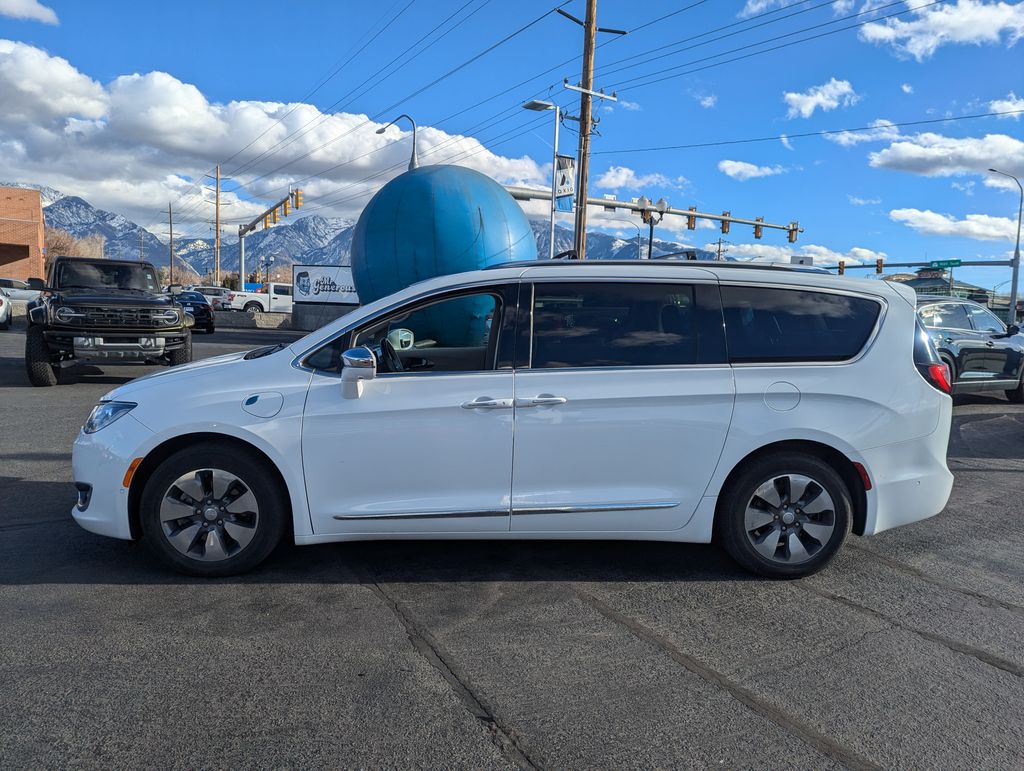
[350,164,537,346]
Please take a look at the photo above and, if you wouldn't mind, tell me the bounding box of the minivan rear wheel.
[717,452,852,578]
[139,443,287,576]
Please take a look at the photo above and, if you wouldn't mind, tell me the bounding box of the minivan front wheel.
[139,443,286,576]
[717,452,852,578]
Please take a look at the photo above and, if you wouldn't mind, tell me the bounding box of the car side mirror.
[1007,324,1020,336]
[341,346,376,398]
[169,284,184,296]
[27,277,45,291]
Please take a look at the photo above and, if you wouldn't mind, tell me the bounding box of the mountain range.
[25,184,716,276]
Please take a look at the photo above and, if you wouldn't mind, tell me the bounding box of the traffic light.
[283,198,290,217]
[687,206,697,230]
[293,189,303,208]
[838,260,845,276]
[788,222,798,243]
[754,216,764,239]
[263,214,270,230]
[721,212,730,234]
[271,207,279,224]
[876,258,884,274]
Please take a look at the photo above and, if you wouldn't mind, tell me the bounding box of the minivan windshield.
[55,260,159,292]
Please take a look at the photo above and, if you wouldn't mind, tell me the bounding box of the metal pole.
[238,228,245,290]
[168,203,174,284]
[647,218,654,260]
[548,106,559,260]
[989,168,1022,324]
[215,164,221,284]
[573,0,597,260]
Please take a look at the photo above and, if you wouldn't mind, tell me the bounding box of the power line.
[609,0,944,92]
[592,107,1024,155]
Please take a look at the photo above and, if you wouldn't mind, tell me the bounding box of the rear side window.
[529,282,705,368]
[721,285,881,363]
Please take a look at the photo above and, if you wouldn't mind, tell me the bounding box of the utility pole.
[168,203,174,285]
[139,229,145,261]
[559,1,625,260]
[714,238,729,261]
[215,164,221,285]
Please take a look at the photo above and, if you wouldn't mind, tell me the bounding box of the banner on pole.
[555,154,576,212]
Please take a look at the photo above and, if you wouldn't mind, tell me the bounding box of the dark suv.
[24,256,192,387]
[917,295,1024,402]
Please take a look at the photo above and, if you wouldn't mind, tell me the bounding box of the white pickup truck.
[222,283,293,314]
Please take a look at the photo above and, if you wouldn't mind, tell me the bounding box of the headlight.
[55,306,87,323]
[84,401,137,434]
[156,308,181,325]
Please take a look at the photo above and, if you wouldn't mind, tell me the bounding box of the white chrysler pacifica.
[72,261,954,578]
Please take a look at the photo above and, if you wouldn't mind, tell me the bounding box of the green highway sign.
[928,259,961,269]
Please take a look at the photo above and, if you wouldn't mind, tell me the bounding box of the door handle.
[516,394,568,408]
[986,341,996,347]
[461,397,513,410]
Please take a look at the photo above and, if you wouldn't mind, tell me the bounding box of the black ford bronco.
[24,256,193,387]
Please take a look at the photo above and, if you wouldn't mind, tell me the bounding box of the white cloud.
[713,241,886,266]
[780,134,793,151]
[860,0,1024,61]
[739,1,788,16]
[717,160,787,181]
[698,94,717,109]
[889,208,1017,241]
[826,118,901,147]
[783,78,859,118]
[595,165,685,191]
[868,131,1024,191]
[0,0,57,24]
[901,83,914,94]
[951,180,976,196]
[991,91,1024,117]
[0,39,546,230]
[618,99,642,111]
[848,195,882,205]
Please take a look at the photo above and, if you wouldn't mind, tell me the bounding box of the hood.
[102,350,249,401]
[56,287,172,307]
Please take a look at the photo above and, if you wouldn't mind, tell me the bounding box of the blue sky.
[0,0,1022,289]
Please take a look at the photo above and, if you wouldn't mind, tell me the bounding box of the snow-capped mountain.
[36,192,715,276]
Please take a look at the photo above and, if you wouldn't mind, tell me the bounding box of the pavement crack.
[801,584,1024,679]
[363,579,540,770]
[845,542,1024,616]
[573,587,881,771]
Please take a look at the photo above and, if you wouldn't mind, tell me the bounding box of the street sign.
[929,259,961,269]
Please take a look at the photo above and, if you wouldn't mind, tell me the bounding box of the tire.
[716,451,852,579]
[139,442,287,576]
[1006,376,1024,404]
[25,325,59,387]
[0,315,9,330]
[167,331,192,366]
[244,302,262,315]
[205,324,215,335]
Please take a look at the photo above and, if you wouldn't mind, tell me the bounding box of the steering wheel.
[379,337,404,373]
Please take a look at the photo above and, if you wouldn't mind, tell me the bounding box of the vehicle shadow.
[0,480,752,586]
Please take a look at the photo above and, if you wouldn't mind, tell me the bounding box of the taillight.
[925,362,951,394]
[913,319,951,394]
[226,292,235,301]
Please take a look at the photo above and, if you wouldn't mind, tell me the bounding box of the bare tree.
[44,227,76,269]
[76,234,106,258]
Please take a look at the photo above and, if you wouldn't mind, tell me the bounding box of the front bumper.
[71,413,154,540]
[44,328,189,360]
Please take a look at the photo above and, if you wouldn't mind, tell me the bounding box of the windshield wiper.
[243,343,287,360]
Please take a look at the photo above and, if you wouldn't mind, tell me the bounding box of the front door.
[965,303,1022,383]
[301,286,517,534]
[510,280,734,532]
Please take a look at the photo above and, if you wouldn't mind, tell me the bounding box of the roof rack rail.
[485,259,827,273]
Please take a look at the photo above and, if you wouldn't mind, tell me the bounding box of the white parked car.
[71,261,954,578]
[0,288,10,329]
[188,285,229,309]
[221,283,293,314]
[0,277,41,302]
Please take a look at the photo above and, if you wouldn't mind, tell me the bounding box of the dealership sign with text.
[292,264,359,305]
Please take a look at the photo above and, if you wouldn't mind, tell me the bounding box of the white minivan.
[71,261,954,578]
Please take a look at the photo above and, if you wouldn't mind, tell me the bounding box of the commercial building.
[0,186,45,281]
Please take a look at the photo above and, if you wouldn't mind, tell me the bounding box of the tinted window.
[273,285,292,296]
[530,282,699,368]
[721,286,880,363]
[927,303,972,330]
[178,292,206,303]
[966,304,1005,333]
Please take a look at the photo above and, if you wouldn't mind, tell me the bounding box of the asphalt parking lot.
[1,326,1022,769]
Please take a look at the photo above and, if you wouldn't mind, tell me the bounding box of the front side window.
[308,289,507,374]
[529,282,700,368]
[965,304,1005,333]
[721,285,881,363]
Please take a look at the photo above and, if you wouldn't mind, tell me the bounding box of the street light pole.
[989,168,1023,324]
[377,114,418,171]
[637,196,667,259]
[523,100,562,259]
